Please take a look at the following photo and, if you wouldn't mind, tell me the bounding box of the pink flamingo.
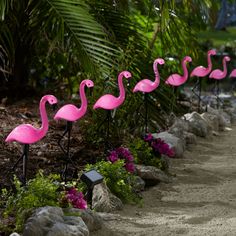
[5,95,58,184]
[209,56,230,80]
[133,58,165,133]
[229,69,236,78]
[93,71,132,110]
[54,79,94,180]
[93,71,132,146]
[191,49,216,78]
[165,56,192,86]
[190,49,216,111]
[209,56,231,108]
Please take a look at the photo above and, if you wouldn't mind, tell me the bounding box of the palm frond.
[46,0,120,75]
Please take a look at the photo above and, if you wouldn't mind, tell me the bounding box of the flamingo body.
[165,56,192,87]
[6,124,44,144]
[133,58,165,93]
[229,69,236,78]
[54,79,94,122]
[93,94,122,110]
[5,95,57,144]
[209,56,231,80]
[190,49,216,77]
[93,71,132,110]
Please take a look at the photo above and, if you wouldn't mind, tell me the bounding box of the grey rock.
[135,164,171,186]
[201,112,219,132]
[133,176,145,192]
[92,183,123,212]
[63,208,103,232]
[223,107,236,123]
[168,118,189,140]
[23,206,89,236]
[183,132,197,144]
[152,131,185,158]
[184,112,209,137]
[206,106,227,131]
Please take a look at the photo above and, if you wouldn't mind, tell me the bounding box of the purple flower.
[66,188,87,209]
[107,151,119,163]
[144,133,153,142]
[125,162,135,173]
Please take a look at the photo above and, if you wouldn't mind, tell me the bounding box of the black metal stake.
[144,93,148,134]
[22,144,29,185]
[58,121,76,182]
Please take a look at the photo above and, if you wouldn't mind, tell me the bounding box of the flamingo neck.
[153,61,160,87]
[222,58,228,76]
[207,52,213,73]
[118,72,125,101]
[39,97,49,136]
[182,59,189,79]
[78,82,87,113]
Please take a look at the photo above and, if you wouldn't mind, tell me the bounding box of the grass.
[198,26,236,47]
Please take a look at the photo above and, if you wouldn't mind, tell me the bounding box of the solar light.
[80,169,104,206]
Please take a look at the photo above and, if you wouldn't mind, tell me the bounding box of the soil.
[92,126,236,235]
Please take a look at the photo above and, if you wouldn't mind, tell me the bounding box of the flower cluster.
[144,133,175,158]
[107,147,135,173]
[65,187,87,209]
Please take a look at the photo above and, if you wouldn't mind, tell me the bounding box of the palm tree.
[0,0,120,95]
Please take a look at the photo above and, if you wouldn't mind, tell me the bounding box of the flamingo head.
[224,56,231,62]
[184,56,192,63]
[208,49,216,56]
[84,79,94,88]
[154,58,165,65]
[121,71,131,79]
[45,95,58,105]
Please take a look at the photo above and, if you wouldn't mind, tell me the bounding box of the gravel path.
[93,126,236,236]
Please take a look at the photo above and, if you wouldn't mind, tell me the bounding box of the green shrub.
[127,137,167,170]
[85,160,141,203]
[3,171,62,232]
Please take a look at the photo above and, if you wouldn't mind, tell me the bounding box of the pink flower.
[66,188,87,209]
[144,133,153,142]
[125,162,135,173]
[107,151,119,163]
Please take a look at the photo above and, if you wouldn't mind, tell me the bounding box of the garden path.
[93,126,236,236]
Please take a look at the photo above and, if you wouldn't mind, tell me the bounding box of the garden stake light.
[5,95,58,185]
[54,79,94,182]
[93,71,132,151]
[80,169,104,206]
[190,49,216,112]
[165,56,192,112]
[209,55,230,109]
[133,58,165,134]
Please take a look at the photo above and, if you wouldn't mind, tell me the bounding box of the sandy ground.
[93,126,236,236]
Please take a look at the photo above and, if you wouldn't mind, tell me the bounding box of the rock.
[135,164,171,186]
[221,111,231,126]
[133,176,145,192]
[184,112,209,137]
[201,112,219,132]
[168,118,189,140]
[224,107,236,123]
[63,208,103,232]
[152,131,185,158]
[10,233,21,236]
[183,132,197,144]
[92,183,123,212]
[206,106,227,131]
[23,206,89,236]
